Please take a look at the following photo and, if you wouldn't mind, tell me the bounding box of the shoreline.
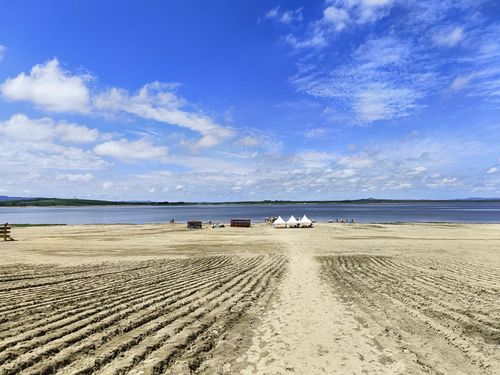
[6,221,500,227]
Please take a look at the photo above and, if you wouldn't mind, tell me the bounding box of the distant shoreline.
[8,222,500,228]
[1,198,500,207]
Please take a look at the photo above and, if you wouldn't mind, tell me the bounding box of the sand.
[0,223,499,374]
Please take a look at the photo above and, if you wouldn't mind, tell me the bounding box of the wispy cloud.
[93,138,168,162]
[265,6,303,24]
[302,127,330,139]
[285,0,500,124]
[56,173,95,182]
[354,84,422,123]
[94,82,235,149]
[433,26,465,47]
[322,5,350,31]
[233,127,282,153]
[328,0,395,25]
[423,175,461,189]
[106,130,487,199]
[285,0,395,49]
[290,35,432,124]
[449,24,500,104]
[2,123,497,199]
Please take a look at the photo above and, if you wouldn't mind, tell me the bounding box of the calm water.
[1,202,500,224]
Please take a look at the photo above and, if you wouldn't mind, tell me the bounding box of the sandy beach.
[0,223,498,374]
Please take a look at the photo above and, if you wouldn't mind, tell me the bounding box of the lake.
[1,202,500,224]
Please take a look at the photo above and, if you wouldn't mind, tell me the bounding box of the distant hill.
[463,197,500,200]
[0,196,42,201]
[0,198,128,206]
[0,197,499,207]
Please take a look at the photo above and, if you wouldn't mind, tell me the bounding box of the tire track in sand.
[236,233,409,375]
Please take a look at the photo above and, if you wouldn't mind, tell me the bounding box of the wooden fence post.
[3,223,7,241]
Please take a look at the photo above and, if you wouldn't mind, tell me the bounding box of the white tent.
[287,215,299,228]
[272,216,287,228]
[299,215,313,227]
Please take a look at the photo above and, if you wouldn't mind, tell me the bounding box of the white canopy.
[272,216,286,227]
[299,215,312,227]
[287,215,299,226]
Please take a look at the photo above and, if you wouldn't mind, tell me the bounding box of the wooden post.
[3,223,7,241]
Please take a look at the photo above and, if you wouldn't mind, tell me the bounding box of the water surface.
[1,202,500,224]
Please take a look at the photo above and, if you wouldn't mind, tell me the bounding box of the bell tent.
[299,215,313,227]
[272,216,287,228]
[287,215,299,228]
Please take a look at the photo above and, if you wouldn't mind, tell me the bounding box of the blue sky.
[0,0,499,201]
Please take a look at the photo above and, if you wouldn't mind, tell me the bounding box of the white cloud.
[265,6,303,24]
[433,26,465,47]
[354,37,410,68]
[450,25,500,102]
[1,59,91,113]
[325,0,394,27]
[337,154,374,168]
[352,0,394,24]
[407,166,427,175]
[2,58,239,149]
[285,0,394,49]
[102,181,114,190]
[136,170,173,179]
[265,7,280,20]
[325,168,357,178]
[285,2,497,123]
[56,173,95,182]
[93,138,168,162]
[0,113,99,143]
[423,176,461,189]
[236,136,259,147]
[302,127,330,139]
[0,138,108,171]
[0,113,108,188]
[0,45,6,61]
[322,6,350,31]
[285,32,328,49]
[298,151,338,168]
[290,35,430,124]
[283,0,494,131]
[354,85,420,122]
[93,82,234,148]
[0,114,54,142]
[55,123,99,143]
[486,167,498,174]
[450,75,473,91]
[44,125,497,201]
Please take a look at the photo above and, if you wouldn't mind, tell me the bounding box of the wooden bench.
[1,223,13,241]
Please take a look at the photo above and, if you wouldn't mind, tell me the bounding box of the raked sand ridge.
[0,223,498,374]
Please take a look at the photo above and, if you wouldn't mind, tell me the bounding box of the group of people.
[329,218,355,223]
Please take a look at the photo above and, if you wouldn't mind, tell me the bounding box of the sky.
[0,0,499,201]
